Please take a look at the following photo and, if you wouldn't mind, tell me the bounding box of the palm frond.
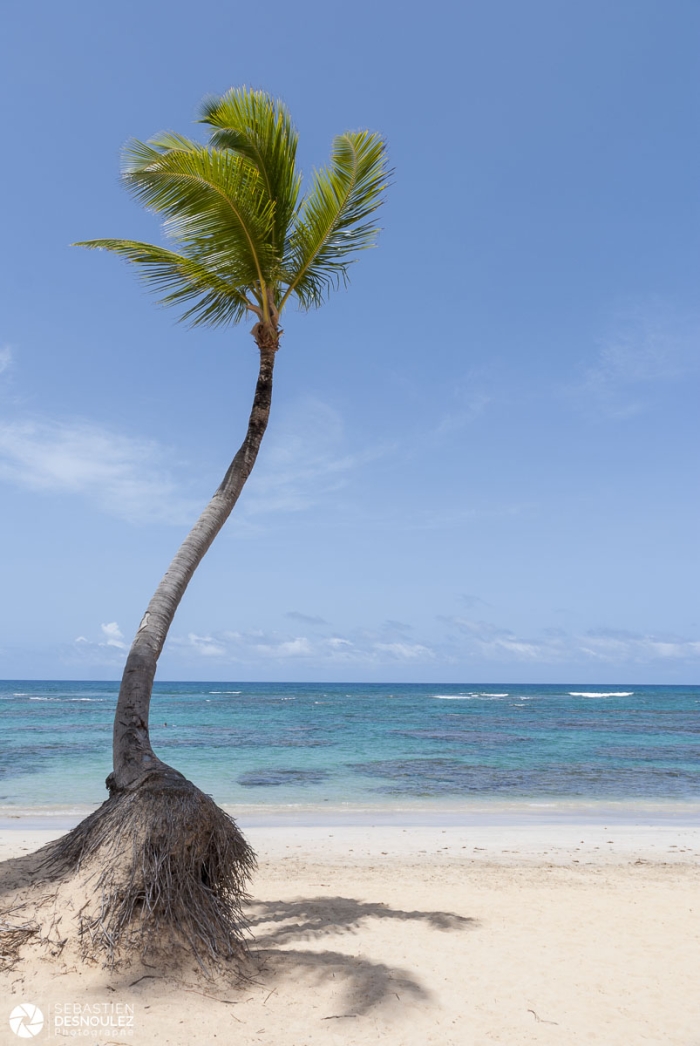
[199,87,301,252]
[281,132,389,310]
[120,136,279,300]
[75,239,252,327]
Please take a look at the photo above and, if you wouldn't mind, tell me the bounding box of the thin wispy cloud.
[286,611,328,625]
[575,301,700,419]
[384,619,412,633]
[0,418,198,524]
[0,367,381,528]
[432,390,492,440]
[459,594,490,610]
[66,614,700,672]
[400,504,524,531]
[580,627,700,663]
[239,397,390,518]
[442,616,700,665]
[373,641,435,660]
[166,624,437,666]
[178,632,227,657]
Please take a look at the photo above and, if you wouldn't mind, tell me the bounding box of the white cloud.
[170,630,315,660]
[270,638,313,657]
[373,641,435,660]
[0,418,198,524]
[580,629,700,663]
[101,622,126,649]
[176,633,227,657]
[66,621,130,666]
[69,612,700,672]
[443,617,700,665]
[444,617,557,661]
[164,624,437,666]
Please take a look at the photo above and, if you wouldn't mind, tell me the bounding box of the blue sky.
[1,0,698,682]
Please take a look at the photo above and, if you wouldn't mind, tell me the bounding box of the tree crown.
[77,87,389,328]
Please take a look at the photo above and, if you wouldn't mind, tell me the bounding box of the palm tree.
[51,87,389,964]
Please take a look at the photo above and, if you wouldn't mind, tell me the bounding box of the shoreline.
[3,797,697,870]
[1,795,699,831]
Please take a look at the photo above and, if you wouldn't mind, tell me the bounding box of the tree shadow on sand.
[245,896,477,1014]
[0,842,63,894]
[0,847,477,1017]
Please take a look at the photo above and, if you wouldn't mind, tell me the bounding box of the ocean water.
[1,681,699,814]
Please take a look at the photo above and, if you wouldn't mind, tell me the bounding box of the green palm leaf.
[281,131,389,310]
[74,239,252,326]
[120,135,278,304]
[199,87,302,254]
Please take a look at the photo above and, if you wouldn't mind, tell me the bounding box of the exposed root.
[0,916,40,971]
[43,774,256,968]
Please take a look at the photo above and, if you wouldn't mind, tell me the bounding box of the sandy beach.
[1,817,698,1046]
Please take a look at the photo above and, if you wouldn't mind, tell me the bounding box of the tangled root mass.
[46,775,256,967]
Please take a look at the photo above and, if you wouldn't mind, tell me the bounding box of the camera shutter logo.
[9,1004,44,1039]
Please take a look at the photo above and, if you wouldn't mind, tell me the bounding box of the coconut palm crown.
[78,86,389,335]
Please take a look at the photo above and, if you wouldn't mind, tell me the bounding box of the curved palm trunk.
[109,329,278,794]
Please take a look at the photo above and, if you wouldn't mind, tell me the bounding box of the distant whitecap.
[433,694,474,699]
[569,691,633,698]
[433,693,499,699]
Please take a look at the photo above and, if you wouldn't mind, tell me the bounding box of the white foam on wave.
[28,695,103,702]
[208,691,242,694]
[433,693,501,700]
[569,691,633,698]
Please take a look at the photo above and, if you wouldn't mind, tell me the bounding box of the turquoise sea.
[1,681,699,818]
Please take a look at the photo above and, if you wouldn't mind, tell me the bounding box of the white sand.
[1,821,698,1045]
